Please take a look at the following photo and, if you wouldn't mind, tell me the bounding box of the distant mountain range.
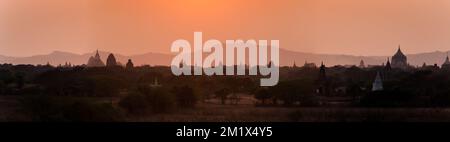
[0,51,173,66]
[0,49,449,67]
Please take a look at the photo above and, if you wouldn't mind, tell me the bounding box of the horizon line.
[2,48,450,58]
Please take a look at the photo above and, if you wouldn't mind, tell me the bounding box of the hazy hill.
[279,49,449,67]
[1,49,449,67]
[1,51,172,66]
[0,55,14,63]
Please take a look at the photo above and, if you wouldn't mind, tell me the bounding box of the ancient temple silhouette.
[87,50,105,67]
[442,53,450,70]
[303,60,317,68]
[126,59,134,69]
[385,58,392,71]
[359,60,365,68]
[106,53,118,67]
[372,72,384,91]
[318,62,326,81]
[316,62,331,96]
[391,45,408,69]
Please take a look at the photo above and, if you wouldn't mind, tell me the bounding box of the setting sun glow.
[1,0,450,57]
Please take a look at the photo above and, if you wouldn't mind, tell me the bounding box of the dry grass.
[2,96,450,122]
[128,105,450,122]
[288,108,450,122]
[127,103,296,122]
[0,96,27,121]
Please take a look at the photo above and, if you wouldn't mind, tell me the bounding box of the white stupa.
[372,72,383,91]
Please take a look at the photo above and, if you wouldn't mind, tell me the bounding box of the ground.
[128,104,450,122]
[2,95,450,122]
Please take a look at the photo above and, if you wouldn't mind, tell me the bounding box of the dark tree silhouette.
[215,88,230,105]
[255,88,271,106]
[173,86,198,108]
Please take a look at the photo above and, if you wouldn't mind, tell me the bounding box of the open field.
[128,103,450,122]
[2,96,450,122]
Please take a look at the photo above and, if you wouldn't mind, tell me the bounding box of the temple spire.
[319,61,326,81]
[359,60,365,68]
[385,57,392,71]
[443,52,450,64]
[397,45,402,53]
[442,52,450,69]
[95,49,101,59]
[447,52,449,61]
[87,49,105,67]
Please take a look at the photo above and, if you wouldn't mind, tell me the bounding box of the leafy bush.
[173,86,198,108]
[148,89,176,113]
[269,79,317,106]
[119,93,151,115]
[63,101,124,122]
[215,88,230,105]
[254,88,272,106]
[119,87,175,115]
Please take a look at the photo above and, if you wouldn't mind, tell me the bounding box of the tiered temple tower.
[87,50,105,67]
[391,45,408,69]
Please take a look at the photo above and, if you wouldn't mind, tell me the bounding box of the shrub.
[147,89,176,113]
[119,87,175,115]
[254,88,272,106]
[119,93,151,115]
[63,101,124,122]
[215,88,230,105]
[173,86,198,108]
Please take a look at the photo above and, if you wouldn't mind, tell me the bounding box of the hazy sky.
[1,0,450,57]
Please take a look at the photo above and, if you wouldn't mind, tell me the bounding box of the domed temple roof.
[106,53,118,67]
[393,46,407,59]
[87,50,105,67]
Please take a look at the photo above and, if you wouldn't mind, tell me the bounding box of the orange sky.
[1,0,450,57]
